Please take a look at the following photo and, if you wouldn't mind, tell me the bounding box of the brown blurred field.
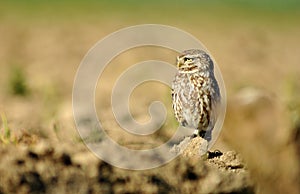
[0,1,300,193]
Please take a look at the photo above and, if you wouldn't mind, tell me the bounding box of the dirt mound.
[0,138,254,194]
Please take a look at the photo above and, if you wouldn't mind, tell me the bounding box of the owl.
[171,49,220,141]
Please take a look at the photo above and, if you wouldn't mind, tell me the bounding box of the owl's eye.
[183,57,193,62]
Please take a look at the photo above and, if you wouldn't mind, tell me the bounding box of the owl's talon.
[199,130,206,138]
[191,134,198,139]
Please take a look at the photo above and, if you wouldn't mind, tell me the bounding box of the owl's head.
[177,49,214,73]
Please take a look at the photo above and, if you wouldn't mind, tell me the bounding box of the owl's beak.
[177,56,184,68]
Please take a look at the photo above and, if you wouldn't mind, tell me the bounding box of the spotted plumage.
[171,49,220,140]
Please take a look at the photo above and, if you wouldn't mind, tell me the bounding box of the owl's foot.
[200,130,212,141]
[191,130,199,138]
[190,130,206,139]
[199,130,206,138]
[191,130,212,141]
[191,134,197,138]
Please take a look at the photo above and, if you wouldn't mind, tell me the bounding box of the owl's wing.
[171,77,185,125]
[209,78,221,131]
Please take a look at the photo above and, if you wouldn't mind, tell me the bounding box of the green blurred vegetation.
[9,65,29,96]
[1,0,299,22]
[285,76,300,130]
[0,114,17,144]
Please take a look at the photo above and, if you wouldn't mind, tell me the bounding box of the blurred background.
[0,0,300,193]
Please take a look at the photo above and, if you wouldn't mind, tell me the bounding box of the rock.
[170,136,208,157]
[170,136,254,193]
[208,151,244,170]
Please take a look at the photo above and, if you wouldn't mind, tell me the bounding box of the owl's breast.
[172,73,213,130]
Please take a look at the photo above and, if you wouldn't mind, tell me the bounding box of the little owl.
[171,49,220,141]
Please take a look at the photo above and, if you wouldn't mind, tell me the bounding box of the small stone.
[220,151,244,169]
[182,136,208,157]
[30,141,53,156]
